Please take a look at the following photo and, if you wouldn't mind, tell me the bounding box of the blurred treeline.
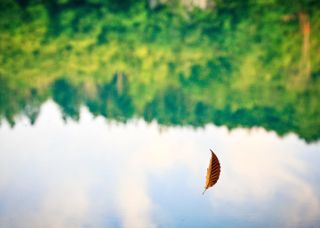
[0,0,319,142]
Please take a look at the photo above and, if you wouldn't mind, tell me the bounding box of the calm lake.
[0,0,320,227]
[0,101,319,227]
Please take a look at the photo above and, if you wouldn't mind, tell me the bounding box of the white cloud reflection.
[210,128,320,227]
[0,101,319,227]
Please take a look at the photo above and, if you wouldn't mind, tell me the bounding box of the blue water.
[0,101,319,227]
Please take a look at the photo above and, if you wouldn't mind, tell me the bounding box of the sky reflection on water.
[0,101,319,228]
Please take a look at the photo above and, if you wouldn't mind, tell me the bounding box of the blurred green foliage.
[0,0,319,142]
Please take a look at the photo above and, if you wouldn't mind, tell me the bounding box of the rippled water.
[1,101,319,227]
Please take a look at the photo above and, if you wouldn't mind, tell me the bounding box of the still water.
[1,0,320,227]
[0,101,319,227]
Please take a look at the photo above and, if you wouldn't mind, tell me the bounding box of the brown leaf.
[203,149,221,194]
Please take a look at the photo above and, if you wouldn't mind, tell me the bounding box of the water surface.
[0,101,319,227]
[1,1,320,227]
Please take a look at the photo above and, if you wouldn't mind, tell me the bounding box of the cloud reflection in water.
[0,101,319,227]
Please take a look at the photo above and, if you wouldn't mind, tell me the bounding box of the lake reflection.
[0,101,319,227]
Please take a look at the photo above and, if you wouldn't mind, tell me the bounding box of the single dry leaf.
[203,149,221,194]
